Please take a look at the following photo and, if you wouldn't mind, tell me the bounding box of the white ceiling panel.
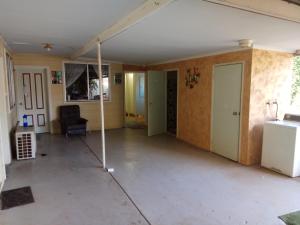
[85,0,300,64]
[0,0,146,56]
[1,0,300,64]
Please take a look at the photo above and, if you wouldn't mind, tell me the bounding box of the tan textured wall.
[13,53,124,133]
[12,50,293,165]
[247,49,293,164]
[148,49,293,165]
[148,49,253,165]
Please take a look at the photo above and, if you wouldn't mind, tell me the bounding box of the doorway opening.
[124,72,146,129]
[15,66,50,134]
[166,70,178,135]
[147,70,178,136]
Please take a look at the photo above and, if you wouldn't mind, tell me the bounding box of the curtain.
[92,64,109,78]
[65,63,86,88]
[92,64,99,78]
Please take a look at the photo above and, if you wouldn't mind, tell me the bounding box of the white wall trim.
[62,60,112,103]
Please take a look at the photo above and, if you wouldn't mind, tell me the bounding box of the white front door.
[0,134,6,192]
[0,56,7,191]
[16,68,49,133]
[147,71,166,136]
[212,63,243,161]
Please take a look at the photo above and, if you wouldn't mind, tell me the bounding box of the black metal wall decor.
[185,67,200,89]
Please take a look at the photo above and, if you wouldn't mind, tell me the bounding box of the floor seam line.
[79,136,152,225]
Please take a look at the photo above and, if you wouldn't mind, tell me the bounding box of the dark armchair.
[59,105,88,136]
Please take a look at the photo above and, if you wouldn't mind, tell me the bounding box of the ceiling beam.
[71,0,174,59]
[204,0,300,24]
[283,0,300,7]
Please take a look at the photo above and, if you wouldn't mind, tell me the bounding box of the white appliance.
[15,126,36,160]
[261,114,300,177]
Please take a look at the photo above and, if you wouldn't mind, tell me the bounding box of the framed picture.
[51,71,62,84]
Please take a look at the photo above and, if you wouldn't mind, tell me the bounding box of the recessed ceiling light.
[238,39,254,48]
[12,41,31,45]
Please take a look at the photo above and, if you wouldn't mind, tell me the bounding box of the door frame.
[14,65,52,133]
[164,69,179,137]
[0,66,6,192]
[211,62,245,162]
[123,71,146,127]
[0,116,5,193]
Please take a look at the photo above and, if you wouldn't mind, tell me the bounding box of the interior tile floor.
[1,128,300,225]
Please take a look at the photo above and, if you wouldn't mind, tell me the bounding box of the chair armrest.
[78,118,88,123]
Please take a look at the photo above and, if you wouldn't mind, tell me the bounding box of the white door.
[16,68,49,133]
[0,56,6,190]
[148,71,166,136]
[212,63,243,161]
[0,133,6,192]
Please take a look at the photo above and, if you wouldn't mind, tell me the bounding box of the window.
[5,53,16,109]
[64,62,110,101]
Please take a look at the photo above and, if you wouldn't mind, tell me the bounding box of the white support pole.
[97,42,106,170]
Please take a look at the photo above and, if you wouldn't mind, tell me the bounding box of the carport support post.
[97,41,106,170]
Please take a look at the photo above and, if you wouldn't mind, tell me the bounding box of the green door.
[148,71,166,136]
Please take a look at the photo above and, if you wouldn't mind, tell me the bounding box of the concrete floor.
[1,129,300,225]
[0,134,148,225]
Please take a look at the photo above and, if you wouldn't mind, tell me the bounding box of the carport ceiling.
[1,0,300,64]
[0,0,146,56]
[86,0,300,64]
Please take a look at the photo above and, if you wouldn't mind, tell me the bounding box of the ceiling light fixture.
[238,39,254,48]
[42,43,53,51]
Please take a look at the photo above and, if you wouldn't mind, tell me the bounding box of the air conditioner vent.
[15,126,36,160]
